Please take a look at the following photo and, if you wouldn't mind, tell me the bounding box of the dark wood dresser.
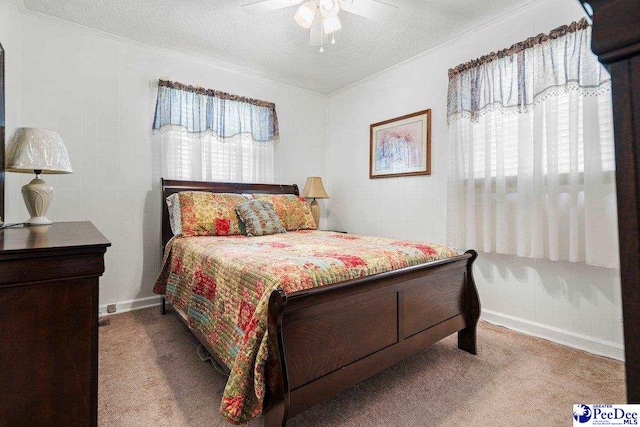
[0,222,110,426]
[585,0,640,402]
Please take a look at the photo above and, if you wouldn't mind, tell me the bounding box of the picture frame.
[369,109,431,179]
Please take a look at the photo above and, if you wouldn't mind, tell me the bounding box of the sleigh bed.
[157,178,480,426]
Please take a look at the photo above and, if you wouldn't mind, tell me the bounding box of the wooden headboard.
[161,178,300,248]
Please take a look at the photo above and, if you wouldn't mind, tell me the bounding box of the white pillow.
[166,193,183,236]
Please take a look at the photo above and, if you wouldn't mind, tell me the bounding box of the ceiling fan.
[241,0,398,52]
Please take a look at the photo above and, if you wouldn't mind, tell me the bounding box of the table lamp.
[5,128,73,225]
[301,176,329,228]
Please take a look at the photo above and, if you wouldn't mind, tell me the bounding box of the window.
[153,80,278,183]
[466,92,615,180]
[446,19,618,268]
[161,133,275,183]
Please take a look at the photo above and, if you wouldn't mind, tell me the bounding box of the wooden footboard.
[264,250,480,427]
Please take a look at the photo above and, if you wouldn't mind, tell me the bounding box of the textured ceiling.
[22,0,531,94]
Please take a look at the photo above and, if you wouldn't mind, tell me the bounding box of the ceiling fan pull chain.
[319,15,325,53]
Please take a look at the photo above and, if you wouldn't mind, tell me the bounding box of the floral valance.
[447,18,611,123]
[152,80,279,143]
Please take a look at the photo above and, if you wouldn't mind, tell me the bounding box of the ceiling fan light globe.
[319,0,333,9]
[294,2,317,29]
[322,15,341,34]
[337,0,353,11]
[320,0,340,18]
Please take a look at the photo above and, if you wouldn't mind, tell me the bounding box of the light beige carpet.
[99,308,624,427]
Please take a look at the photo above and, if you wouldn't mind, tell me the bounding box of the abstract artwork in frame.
[369,109,431,179]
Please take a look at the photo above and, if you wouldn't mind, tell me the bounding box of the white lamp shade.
[294,2,317,29]
[301,177,329,199]
[6,128,73,174]
[323,15,342,34]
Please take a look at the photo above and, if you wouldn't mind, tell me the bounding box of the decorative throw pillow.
[253,194,317,231]
[236,199,286,237]
[178,192,248,237]
[166,193,183,236]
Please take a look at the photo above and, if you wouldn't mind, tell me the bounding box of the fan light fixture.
[294,0,344,52]
[242,0,398,53]
[294,1,317,28]
[320,0,340,17]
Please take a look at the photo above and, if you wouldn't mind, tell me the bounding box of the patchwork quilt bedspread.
[153,230,459,424]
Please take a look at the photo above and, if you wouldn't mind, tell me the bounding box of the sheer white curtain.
[153,80,277,183]
[447,19,618,268]
[160,133,274,182]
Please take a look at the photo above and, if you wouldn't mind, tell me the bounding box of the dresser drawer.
[0,277,97,426]
[0,252,106,286]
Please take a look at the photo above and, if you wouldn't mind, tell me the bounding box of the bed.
[156,178,480,426]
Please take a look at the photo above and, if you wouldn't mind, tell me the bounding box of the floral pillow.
[178,192,247,237]
[236,199,286,237]
[253,194,317,231]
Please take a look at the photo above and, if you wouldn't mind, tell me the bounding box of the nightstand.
[0,222,110,427]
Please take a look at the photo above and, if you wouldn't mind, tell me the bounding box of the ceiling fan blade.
[309,13,328,47]
[342,0,398,23]
[241,0,303,15]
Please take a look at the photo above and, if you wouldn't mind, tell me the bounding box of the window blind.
[469,93,615,179]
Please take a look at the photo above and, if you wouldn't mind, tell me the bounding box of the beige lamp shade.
[301,177,329,199]
[301,177,328,229]
[6,128,73,174]
[5,128,73,226]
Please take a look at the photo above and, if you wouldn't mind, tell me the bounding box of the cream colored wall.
[0,0,623,359]
[326,0,623,359]
[0,0,328,312]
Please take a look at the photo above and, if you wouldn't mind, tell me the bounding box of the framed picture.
[369,109,431,179]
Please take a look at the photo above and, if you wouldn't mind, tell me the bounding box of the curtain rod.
[448,18,590,79]
[156,79,277,110]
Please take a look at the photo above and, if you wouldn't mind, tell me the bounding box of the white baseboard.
[99,295,163,317]
[98,297,624,361]
[481,309,625,362]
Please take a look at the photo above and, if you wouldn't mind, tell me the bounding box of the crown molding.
[328,0,551,96]
[12,0,580,97]
[12,0,328,98]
